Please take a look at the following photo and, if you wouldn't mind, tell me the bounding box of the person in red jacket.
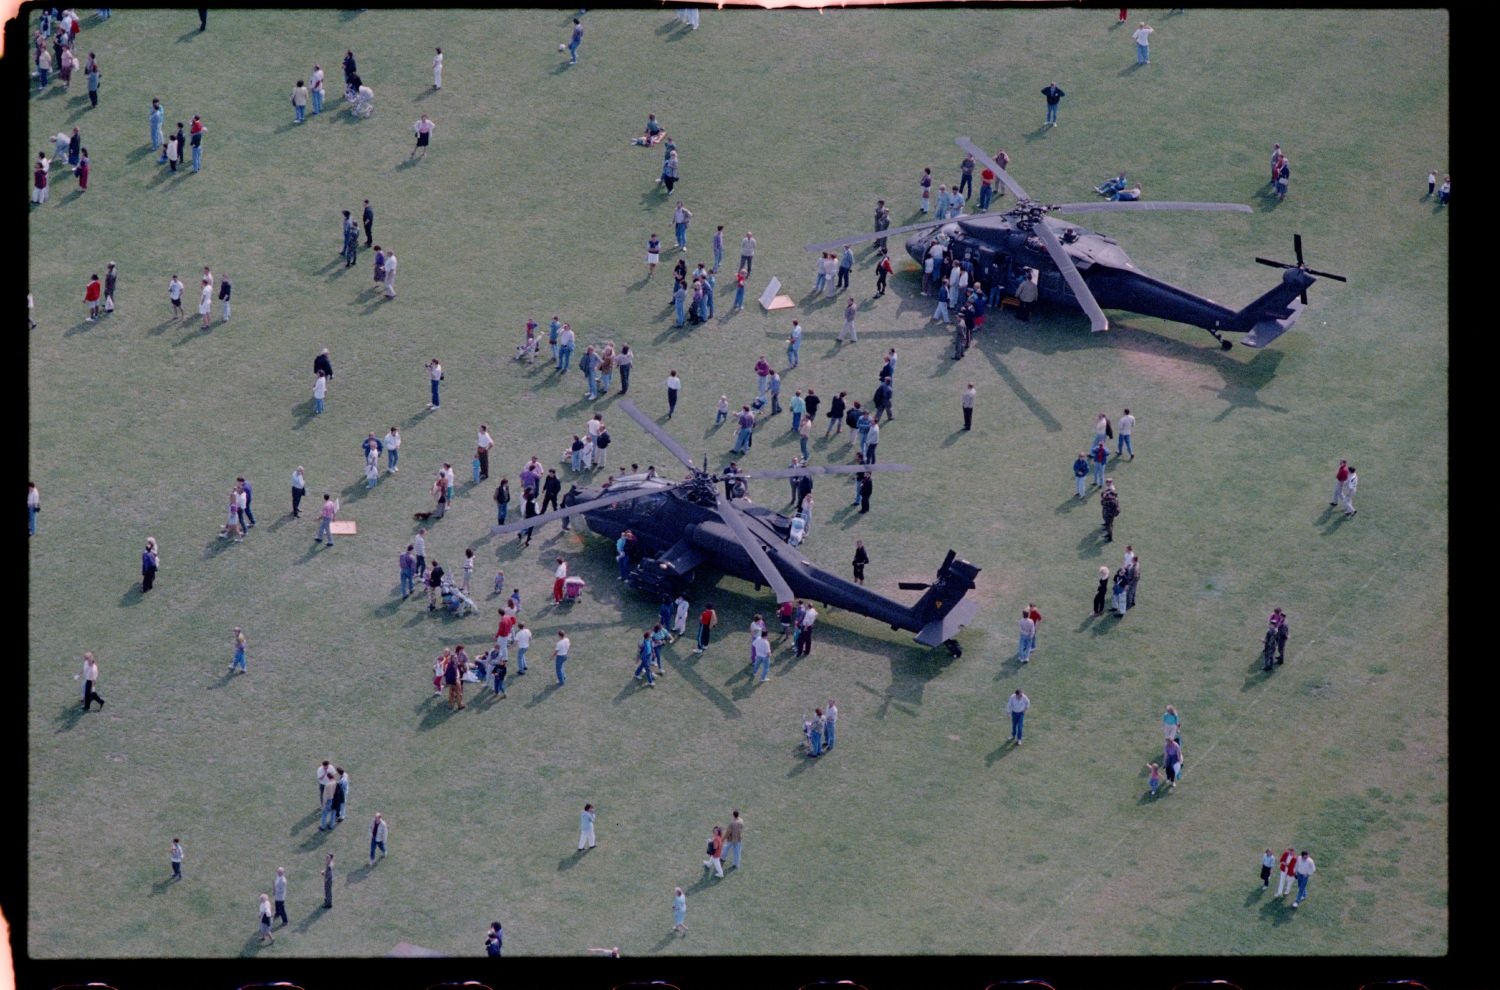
[1275,846,1298,897]
[1330,459,1349,507]
[83,273,102,320]
[1025,603,1042,654]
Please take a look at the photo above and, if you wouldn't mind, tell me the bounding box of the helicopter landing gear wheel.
[943,638,963,658]
[1221,339,1233,351]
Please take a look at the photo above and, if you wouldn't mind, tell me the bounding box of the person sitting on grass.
[1095,171,1128,196]
[1109,184,1142,202]
[634,113,665,145]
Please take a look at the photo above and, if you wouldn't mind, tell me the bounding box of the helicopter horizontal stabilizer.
[915,599,979,648]
[1240,298,1304,348]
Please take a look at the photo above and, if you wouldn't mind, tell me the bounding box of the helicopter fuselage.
[907,212,1256,334]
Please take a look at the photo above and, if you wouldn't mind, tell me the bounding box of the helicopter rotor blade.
[956,136,1030,202]
[1304,268,1347,282]
[489,485,665,536]
[1254,257,1295,270]
[717,497,796,604]
[803,219,961,255]
[1048,201,1253,215]
[1033,220,1110,333]
[739,463,914,480]
[616,399,698,473]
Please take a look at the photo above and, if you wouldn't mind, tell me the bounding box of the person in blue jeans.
[566,18,583,64]
[633,631,656,686]
[1007,689,1030,743]
[150,99,165,158]
[1091,443,1108,488]
[399,546,416,598]
[1041,82,1065,127]
[426,358,442,408]
[27,482,39,536]
[823,700,837,750]
[553,630,570,685]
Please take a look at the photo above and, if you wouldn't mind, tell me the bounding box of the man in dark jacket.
[541,469,563,514]
[872,377,894,423]
[1100,481,1120,542]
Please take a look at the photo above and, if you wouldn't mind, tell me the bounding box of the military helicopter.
[806,138,1345,350]
[491,400,979,655]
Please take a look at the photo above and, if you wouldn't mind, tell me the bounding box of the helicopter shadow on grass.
[851,638,953,723]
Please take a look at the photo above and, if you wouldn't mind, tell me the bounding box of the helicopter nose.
[904,234,926,264]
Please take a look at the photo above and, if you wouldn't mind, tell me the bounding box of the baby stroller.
[349,84,374,118]
[561,575,587,604]
[440,577,477,616]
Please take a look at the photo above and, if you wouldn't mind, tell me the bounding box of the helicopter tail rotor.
[1253,233,1347,304]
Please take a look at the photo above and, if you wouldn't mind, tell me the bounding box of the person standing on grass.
[411,113,434,159]
[1340,467,1358,517]
[553,629,571,685]
[217,273,231,321]
[840,296,858,343]
[1275,847,1297,897]
[189,115,205,172]
[1292,851,1316,907]
[426,357,443,409]
[85,54,100,107]
[565,16,583,64]
[476,425,494,481]
[292,79,308,122]
[1260,849,1276,889]
[83,273,101,321]
[370,813,388,864]
[140,539,159,592]
[739,231,756,275]
[32,161,49,205]
[1007,688,1030,744]
[230,627,247,673]
[382,250,397,299]
[316,494,339,546]
[273,867,288,925]
[342,210,359,266]
[258,894,275,943]
[1117,407,1135,459]
[432,47,443,89]
[322,853,335,908]
[311,64,325,115]
[673,200,692,251]
[27,482,41,537]
[646,233,661,278]
[313,371,327,414]
[1131,21,1153,64]
[703,825,725,878]
[1041,81,1065,127]
[673,887,687,934]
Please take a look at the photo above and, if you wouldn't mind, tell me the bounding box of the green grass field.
[26,7,1448,960]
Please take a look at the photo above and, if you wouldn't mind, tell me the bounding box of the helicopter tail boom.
[1228,267,1316,347]
[907,550,981,646]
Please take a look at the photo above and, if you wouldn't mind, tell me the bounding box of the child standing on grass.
[231,627,247,673]
[462,548,475,594]
[1145,762,1162,797]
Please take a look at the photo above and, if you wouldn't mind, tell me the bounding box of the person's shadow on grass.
[557,849,586,872]
[984,741,1018,767]
[53,703,86,733]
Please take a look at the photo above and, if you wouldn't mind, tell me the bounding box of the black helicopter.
[491,400,979,656]
[806,138,1345,350]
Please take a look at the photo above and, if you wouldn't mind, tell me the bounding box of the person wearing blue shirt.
[1072,452,1090,499]
[1041,82,1065,127]
[566,18,583,64]
[1110,185,1142,202]
[633,631,656,686]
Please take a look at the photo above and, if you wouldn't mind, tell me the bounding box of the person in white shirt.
[315,760,334,807]
[310,65,325,115]
[578,803,596,851]
[168,275,184,318]
[665,371,682,418]
[1292,851,1316,907]
[426,358,442,408]
[198,278,212,329]
[383,427,400,473]
[748,614,766,662]
[672,594,690,636]
[1007,688,1030,744]
[476,426,494,481]
[291,466,307,518]
[272,867,287,925]
[823,698,838,749]
[513,622,532,674]
[1017,611,1036,664]
[795,605,818,657]
[751,630,771,682]
[1117,408,1135,459]
[1340,467,1359,517]
[553,630,571,685]
[432,47,443,89]
[382,250,397,299]
[27,481,40,536]
[1132,21,1153,64]
[80,651,103,710]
